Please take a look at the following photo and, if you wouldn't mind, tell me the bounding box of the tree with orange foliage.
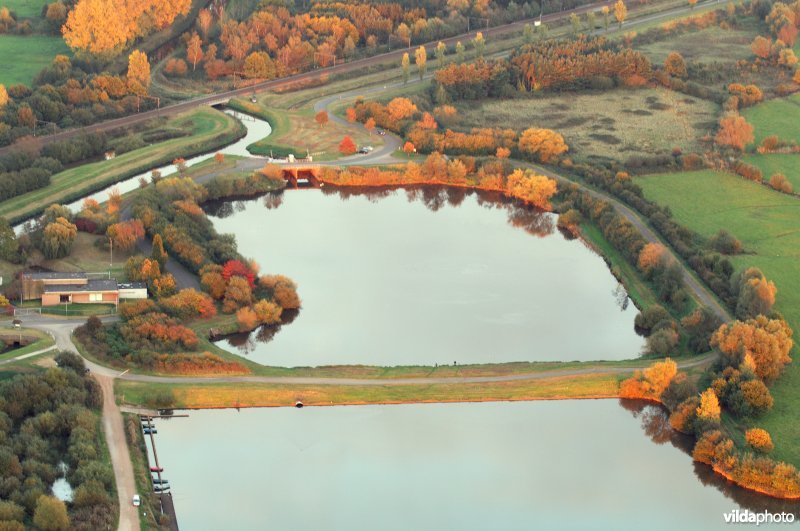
[386,97,418,121]
[518,128,568,163]
[403,141,416,157]
[364,117,376,135]
[688,0,697,9]
[637,242,668,274]
[315,110,329,128]
[745,428,774,453]
[0,84,7,108]
[236,306,259,332]
[735,267,777,319]
[106,187,121,215]
[345,107,356,122]
[223,276,253,313]
[715,115,754,151]
[614,0,627,28]
[106,219,144,251]
[259,275,301,309]
[127,50,150,95]
[197,8,213,38]
[339,136,357,155]
[187,33,203,71]
[751,36,772,59]
[222,259,255,288]
[505,169,558,210]
[778,24,799,47]
[619,358,678,400]
[769,173,793,193]
[162,288,217,319]
[200,264,226,299]
[214,152,224,165]
[664,51,687,78]
[417,112,438,130]
[712,315,793,383]
[496,147,510,158]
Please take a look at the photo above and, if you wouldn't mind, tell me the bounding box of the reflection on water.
[148,400,799,531]
[620,400,800,517]
[206,186,645,367]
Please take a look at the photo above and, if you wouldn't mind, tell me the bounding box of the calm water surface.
[147,401,799,530]
[208,187,645,366]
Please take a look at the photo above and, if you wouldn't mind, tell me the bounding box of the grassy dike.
[0,107,245,224]
[116,373,625,409]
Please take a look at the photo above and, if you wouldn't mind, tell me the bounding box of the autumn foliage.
[518,128,569,163]
[715,115,754,151]
[745,428,774,453]
[222,259,256,289]
[619,358,678,401]
[712,316,793,383]
[339,135,357,155]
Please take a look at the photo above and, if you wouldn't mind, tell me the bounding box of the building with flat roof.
[21,272,148,307]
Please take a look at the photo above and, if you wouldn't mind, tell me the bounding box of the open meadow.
[635,23,758,64]
[458,88,718,163]
[637,169,800,466]
[742,93,800,145]
[0,35,70,86]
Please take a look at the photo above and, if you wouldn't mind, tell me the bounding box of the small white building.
[118,282,148,300]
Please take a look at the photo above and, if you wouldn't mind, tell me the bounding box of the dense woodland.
[0,352,116,530]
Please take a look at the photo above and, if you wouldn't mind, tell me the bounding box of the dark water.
[146,400,799,531]
[206,187,645,367]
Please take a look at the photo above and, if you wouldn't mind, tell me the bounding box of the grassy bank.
[743,153,800,192]
[116,372,624,409]
[637,169,800,467]
[0,327,55,361]
[0,34,70,86]
[0,107,245,224]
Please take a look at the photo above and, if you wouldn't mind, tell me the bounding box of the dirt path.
[95,373,140,531]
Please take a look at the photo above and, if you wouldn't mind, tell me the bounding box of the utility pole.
[109,238,113,269]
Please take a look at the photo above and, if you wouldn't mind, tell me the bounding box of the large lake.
[207,187,645,367]
[147,400,799,530]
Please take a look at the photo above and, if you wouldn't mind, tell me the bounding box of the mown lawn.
[0,107,244,223]
[743,153,800,192]
[638,169,800,466]
[742,93,800,145]
[0,34,70,86]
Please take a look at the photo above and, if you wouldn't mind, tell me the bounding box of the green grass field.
[637,169,800,466]
[742,93,800,146]
[636,23,758,64]
[0,34,70,86]
[3,0,48,17]
[0,107,244,223]
[743,153,800,192]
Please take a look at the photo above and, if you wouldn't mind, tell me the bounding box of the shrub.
[745,428,774,453]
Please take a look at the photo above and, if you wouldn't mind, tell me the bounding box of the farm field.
[0,34,70,86]
[743,153,800,192]
[637,169,800,466]
[458,88,718,162]
[742,93,800,145]
[3,0,48,17]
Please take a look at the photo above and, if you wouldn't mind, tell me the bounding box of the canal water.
[147,400,799,530]
[207,187,645,366]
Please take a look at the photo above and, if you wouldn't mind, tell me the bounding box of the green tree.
[151,233,168,268]
[455,41,465,63]
[435,41,446,68]
[522,23,533,44]
[472,32,485,58]
[42,217,77,259]
[0,217,21,263]
[570,13,582,35]
[33,496,69,530]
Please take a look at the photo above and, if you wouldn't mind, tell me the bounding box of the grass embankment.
[0,107,245,224]
[228,98,379,161]
[116,373,624,409]
[0,327,54,361]
[0,34,71,86]
[637,169,800,466]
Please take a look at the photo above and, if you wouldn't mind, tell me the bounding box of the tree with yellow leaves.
[415,45,427,80]
[614,0,627,28]
[518,128,568,163]
[712,316,793,383]
[0,84,7,108]
[127,50,150,95]
[619,358,678,400]
[401,52,410,84]
[696,388,721,422]
[505,169,558,210]
[187,32,203,71]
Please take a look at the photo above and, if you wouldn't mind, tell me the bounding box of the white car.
[132,494,140,507]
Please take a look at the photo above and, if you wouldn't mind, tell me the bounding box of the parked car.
[132,494,141,507]
[152,478,169,486]
[143,427,157,435]
[154,484,170,493]
[377,129,386,136]
[150,466,163,473]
